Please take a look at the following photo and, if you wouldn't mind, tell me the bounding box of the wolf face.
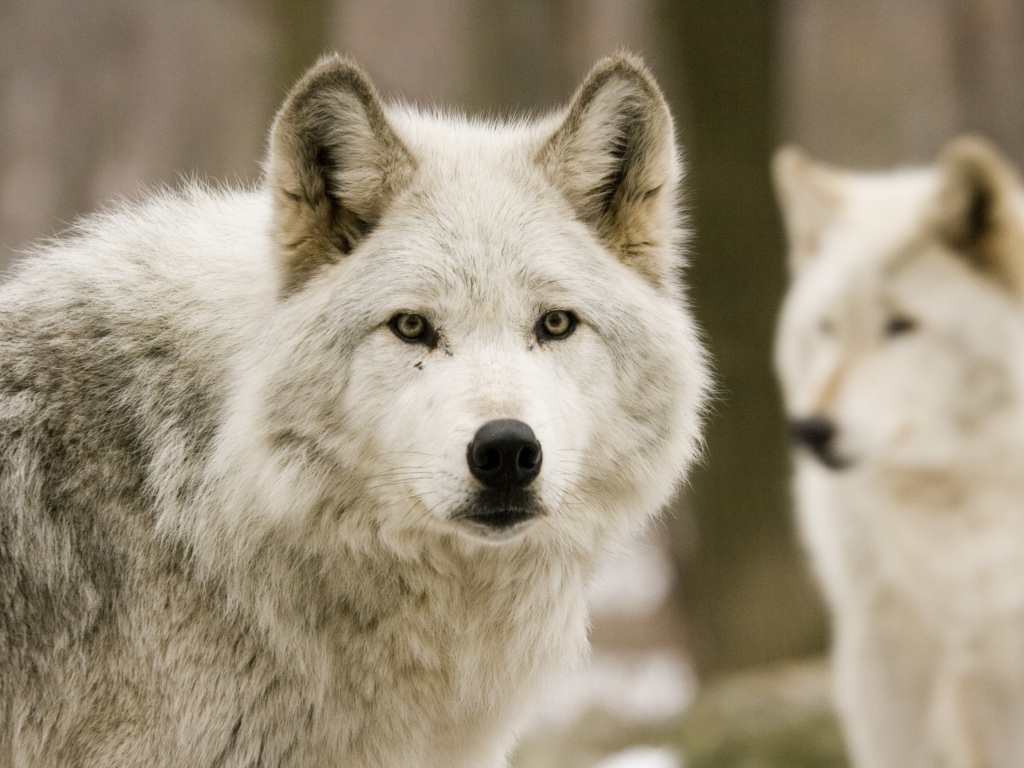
[774,138,1024,473]
[202,54,710,556]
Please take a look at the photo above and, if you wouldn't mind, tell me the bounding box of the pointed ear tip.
[286,54,378,102]
[941,133,999,158]
[590,49,645,68]
[307,51,367,76]
[939,134,1011,179]
[771,144,811,185]
[584,52,661,93]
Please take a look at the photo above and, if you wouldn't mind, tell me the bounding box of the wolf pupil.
[390,313,428,342]
[885,316,916,337]
[399,315,423,337]
[540,310,575,340]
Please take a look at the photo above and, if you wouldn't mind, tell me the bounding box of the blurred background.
[3,1,1024,765]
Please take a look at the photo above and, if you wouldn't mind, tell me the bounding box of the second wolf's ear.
[538,54,680,288]
[266,55,415,295]
[771,145,842,274]
[932,135,1024,294]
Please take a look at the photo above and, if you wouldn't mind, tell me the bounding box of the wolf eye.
[884,316,916,337]
[537,310,577,342]
[389,313,435,345]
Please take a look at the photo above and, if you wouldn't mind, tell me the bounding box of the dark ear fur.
[934,135,1024,294]
[538,54,681,288]
[266,54,415,294]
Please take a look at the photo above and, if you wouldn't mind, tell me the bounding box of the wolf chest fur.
[0,54,709,767]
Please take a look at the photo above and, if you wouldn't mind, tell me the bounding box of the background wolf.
[774,137,1024,768]
[0,54,709,767]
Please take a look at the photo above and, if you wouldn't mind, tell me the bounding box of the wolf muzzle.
[459,419,543,532]
[789,415,850,470]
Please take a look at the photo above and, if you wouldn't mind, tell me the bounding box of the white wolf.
[0,54,709,767]
[774,137,1024,768]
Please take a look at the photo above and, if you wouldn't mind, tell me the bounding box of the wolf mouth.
[451,490,544,533]
[809,449,852,471]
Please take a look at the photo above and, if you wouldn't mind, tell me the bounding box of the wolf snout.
[467,419,542,489]
[790,415,834,451]
[789,415,849,470]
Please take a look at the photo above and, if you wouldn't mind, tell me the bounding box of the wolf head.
[206,54,708,557]
[773,137,1024,473]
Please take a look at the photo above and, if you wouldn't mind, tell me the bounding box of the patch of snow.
[531,650,696,730]
[592,746,682,768]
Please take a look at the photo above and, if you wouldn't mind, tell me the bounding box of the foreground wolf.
[0,54,709,767]
[774,137,1024,768]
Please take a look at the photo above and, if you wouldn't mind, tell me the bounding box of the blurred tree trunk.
[655,0,829,675]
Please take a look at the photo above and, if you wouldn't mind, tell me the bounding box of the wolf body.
[774,138,1024,768]
[0,55,709,767]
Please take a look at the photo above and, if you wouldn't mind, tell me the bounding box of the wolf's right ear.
[266,55,415,295]
[771,145,842,274]
[932,136,1024,295]
[537,54,680,289]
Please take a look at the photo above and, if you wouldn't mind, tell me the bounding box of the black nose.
[467,419,542,490]
[789,415,835,452]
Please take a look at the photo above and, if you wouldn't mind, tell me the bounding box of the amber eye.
[884,316,916,337]
[536,310,577,342]
[389,313,435,345]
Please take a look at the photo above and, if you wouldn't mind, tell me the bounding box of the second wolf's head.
[197,54,709,561]
[774,138,1024,474]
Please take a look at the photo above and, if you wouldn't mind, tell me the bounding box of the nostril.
[474,446,501,473]
[517,445,540,471]
[467,419,543,489]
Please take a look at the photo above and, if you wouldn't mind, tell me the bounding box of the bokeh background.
[3,2,1024,765]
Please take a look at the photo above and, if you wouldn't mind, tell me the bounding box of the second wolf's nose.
[789,415,835,452]
[467,419,542,489]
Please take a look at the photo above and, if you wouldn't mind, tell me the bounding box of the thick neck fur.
[818,458,1024,633]
[224,527,588,764]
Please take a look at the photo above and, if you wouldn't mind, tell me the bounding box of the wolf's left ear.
[538,54,680,288]
[933,135,1024,294]
[266,55,415,295]
[771,145,843,274]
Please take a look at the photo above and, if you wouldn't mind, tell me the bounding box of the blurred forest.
[3,0,1024,762]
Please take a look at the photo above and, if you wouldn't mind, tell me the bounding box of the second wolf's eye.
[389,313,435,346]
[537,310,577,342]
[884,316,916,337]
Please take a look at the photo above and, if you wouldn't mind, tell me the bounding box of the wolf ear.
[266,55,415,295]
[771,145,843,274]
[932,135,1024,294]
[538,54,680,288]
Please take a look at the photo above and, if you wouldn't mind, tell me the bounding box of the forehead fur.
[817,169,939,267]
[381,105,575,234]
[774,167,942,333]
[386,105,558,157]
